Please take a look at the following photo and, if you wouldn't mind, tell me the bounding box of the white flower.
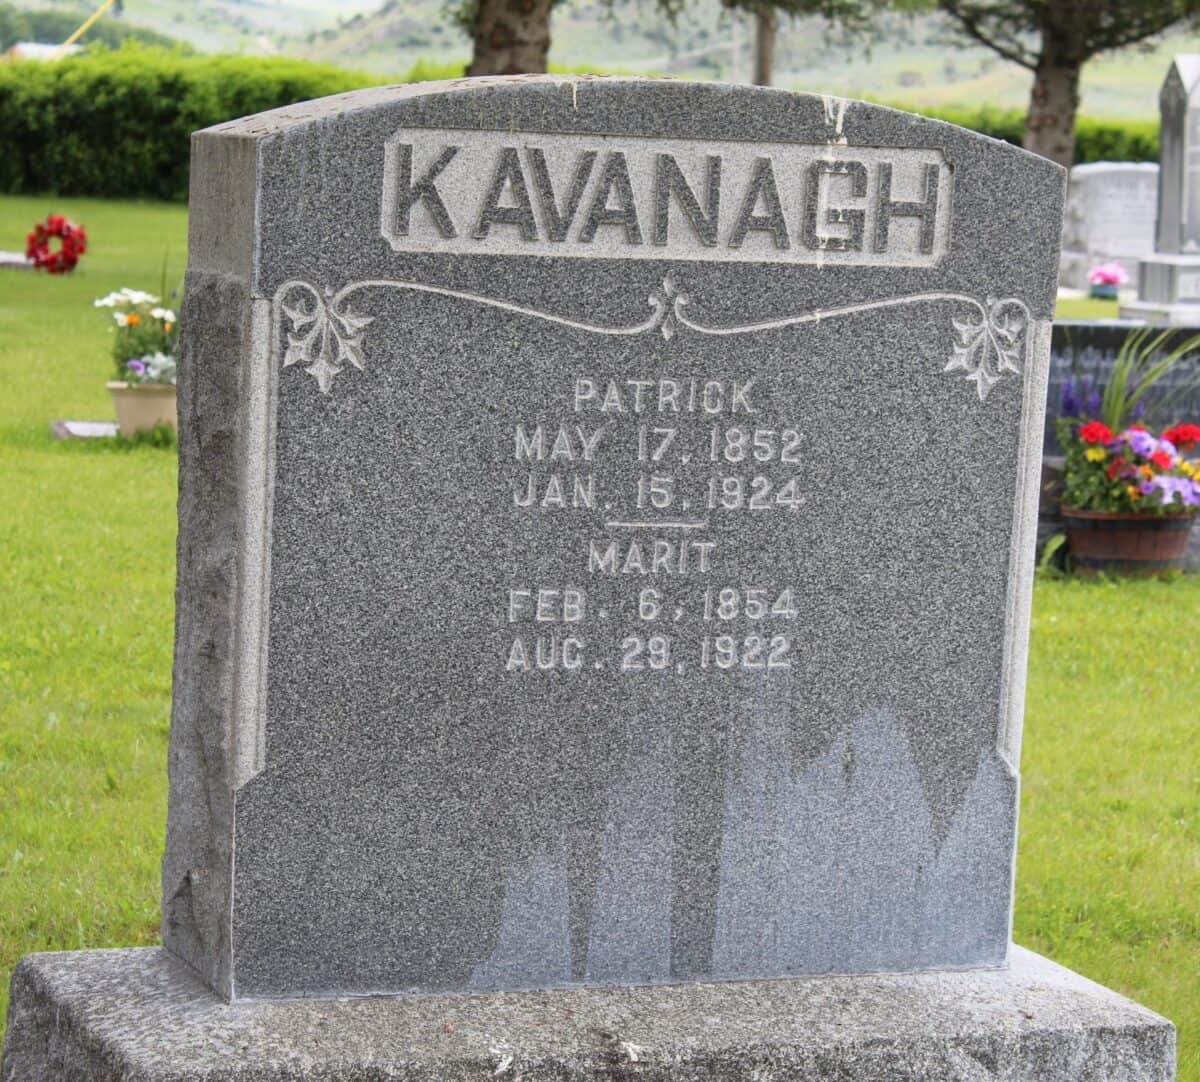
[120,288,158,304]
[94,292,123,308]
[113,312,129,327]
[140,352,177,385]
[150,307,176,322]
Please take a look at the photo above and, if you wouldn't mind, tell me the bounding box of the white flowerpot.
[106,381,177,436]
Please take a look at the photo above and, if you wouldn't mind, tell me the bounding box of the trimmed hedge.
[916,103,1159,164]
[0,47,379,200]
[0,46,1164,201]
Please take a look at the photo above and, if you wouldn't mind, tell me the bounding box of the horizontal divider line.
[604,520,709,530]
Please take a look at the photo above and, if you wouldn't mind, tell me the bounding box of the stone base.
[1127,252,1200,321]
[49,420,118,441]
[1,947,1174,1081]
[1118,299,1200,325]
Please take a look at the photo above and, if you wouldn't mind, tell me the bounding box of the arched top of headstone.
[204,75,1046,163]
[191,76,1062,322]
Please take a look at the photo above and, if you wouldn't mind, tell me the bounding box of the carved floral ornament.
[273,275,1030,401]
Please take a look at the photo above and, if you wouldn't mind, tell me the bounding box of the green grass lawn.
[0,194,184,1041]
[0,195,1197,1077]
[1056,295,1122,321]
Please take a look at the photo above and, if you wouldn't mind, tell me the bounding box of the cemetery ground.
[0,194,1197,1074]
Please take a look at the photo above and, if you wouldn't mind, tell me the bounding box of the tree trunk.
[1023,51,1081,169]
[752,9,775,87]
[466,0,553,76]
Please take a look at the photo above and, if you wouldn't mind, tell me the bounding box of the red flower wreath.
[25,214,87,274]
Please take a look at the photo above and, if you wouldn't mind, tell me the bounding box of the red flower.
[1129,424,1148,431]
[1151,450,1174,470]
[1108,455,1128,481]
[1080,421,1113,444]
[25,215,87,274]
[1164,422,1200,450]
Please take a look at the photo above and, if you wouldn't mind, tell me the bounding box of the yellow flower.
[1127,484,1141,500]
[126,314,141,326]
[1085,447,1107,462]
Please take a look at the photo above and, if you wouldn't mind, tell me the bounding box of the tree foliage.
[938,0,1200,71]
[937,0,1200,164]
[717,0,927,32]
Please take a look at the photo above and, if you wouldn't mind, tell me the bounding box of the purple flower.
[125,359,146,376]
[1061,377,1082,416]
[1062,374,1104,417]
[1126,428,1158,457]
[1145,474,1200,507]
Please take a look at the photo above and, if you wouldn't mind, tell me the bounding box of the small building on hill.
[2,42,82,62]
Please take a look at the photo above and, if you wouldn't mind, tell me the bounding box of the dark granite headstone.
[165,77,1062,1000]
[2,78,1176,1082]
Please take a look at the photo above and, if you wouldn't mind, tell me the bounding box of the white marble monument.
[1123,55,1200,323]
[1059,162,1158,291]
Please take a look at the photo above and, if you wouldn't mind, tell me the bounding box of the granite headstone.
[1124,55,1200,323]
[2,78,1177,1082]
[163,77,1064,1000]
[1059,162,1158,290]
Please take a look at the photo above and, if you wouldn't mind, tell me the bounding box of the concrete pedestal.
[1123,252,1200,323]
[1118,299,1200,325]
[1,946,1174,1081]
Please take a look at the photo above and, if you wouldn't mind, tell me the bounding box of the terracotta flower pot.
[106,381,177,436]
[1061,508,1195,574]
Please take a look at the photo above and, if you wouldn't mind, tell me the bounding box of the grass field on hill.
[0,195,1197,1077]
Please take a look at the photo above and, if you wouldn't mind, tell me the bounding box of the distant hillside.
[293,0,1200,121]
[0,1,182,50]
[7,0,1200,121]
[2,0,376,55]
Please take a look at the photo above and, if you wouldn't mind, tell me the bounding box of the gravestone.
[1059,162,1158,290]
[1124,55,1200,323]
[3,77,1175,1081]
[0,250,33,271]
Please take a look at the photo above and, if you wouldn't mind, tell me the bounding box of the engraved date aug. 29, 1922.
[503,585,799,675]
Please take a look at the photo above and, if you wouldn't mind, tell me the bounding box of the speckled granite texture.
[159,76,1068,999]
[0,946,1175,1081]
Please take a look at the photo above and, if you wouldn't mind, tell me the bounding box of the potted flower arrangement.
[1057,328,1200,573]
[94,288,179,435]
[1087,261,1128,300]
